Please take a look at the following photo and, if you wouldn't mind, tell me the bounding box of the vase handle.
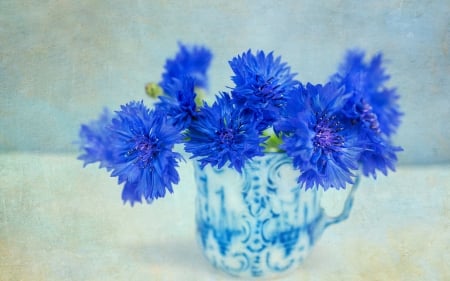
[311,177,360,244]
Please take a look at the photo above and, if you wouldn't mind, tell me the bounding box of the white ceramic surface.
[194,153,357,278]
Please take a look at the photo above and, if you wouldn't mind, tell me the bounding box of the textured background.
[1,0,449,164]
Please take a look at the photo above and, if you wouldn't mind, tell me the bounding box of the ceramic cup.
[194,153,358,278]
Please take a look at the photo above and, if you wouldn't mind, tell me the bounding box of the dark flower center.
[217,128,235,145]
[129,135,159,168]
[313,114,344,153]
[358,99,381,133]
[254,76,279,102]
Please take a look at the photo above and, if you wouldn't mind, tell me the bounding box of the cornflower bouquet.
[78,43,402,205]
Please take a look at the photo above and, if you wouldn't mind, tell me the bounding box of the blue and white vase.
[194,153,358,279]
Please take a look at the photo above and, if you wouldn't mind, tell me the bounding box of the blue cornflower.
[331,50,403,178]
[185,93,266,172]
[331,50,402,137]
[229,50,299,129]
[274,83,361,190]
[155,77,198,129]
[358,134,402,178]
[160,42,212,92]
[77,108,114,170]
[107,101,183,205]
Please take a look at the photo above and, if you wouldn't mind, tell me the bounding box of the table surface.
[0,153,448,281]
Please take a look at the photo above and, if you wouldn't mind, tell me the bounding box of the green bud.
[194,87,207,108]
[145,83,163,99]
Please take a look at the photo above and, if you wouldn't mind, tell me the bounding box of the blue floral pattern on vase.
[194,153,358,278]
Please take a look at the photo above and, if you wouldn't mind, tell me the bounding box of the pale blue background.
[1,0,449,164]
